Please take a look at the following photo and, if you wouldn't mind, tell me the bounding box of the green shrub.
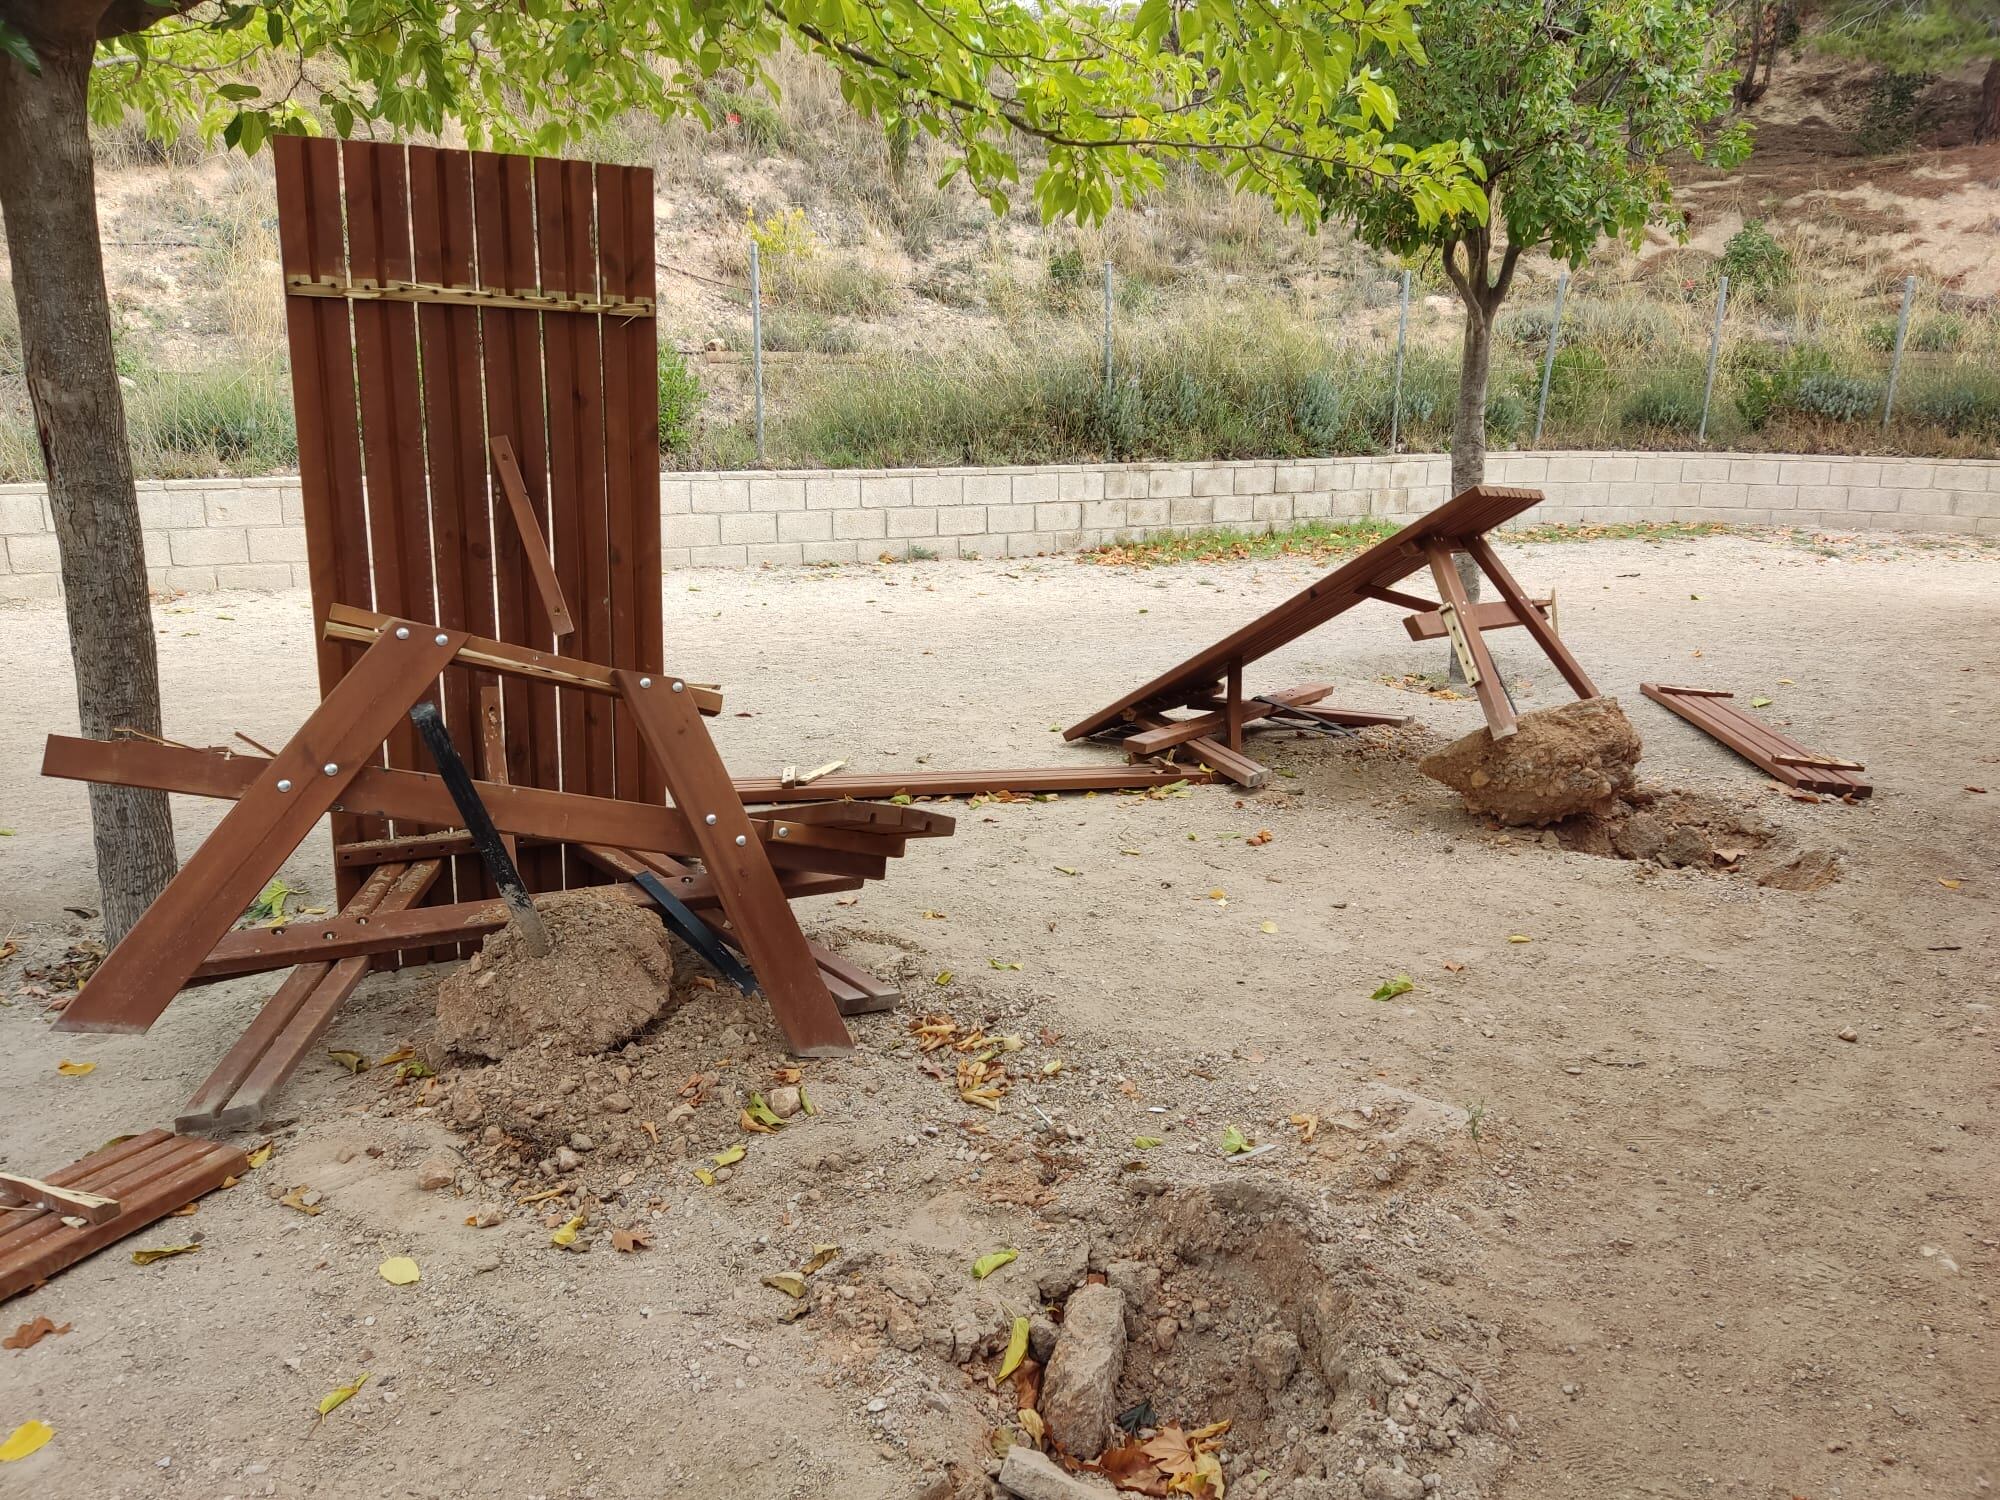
[1501,307,1554,350]
[1734,345,1829,431]
[1787,370,1881,424]
[1900,374,2000,436]
[1619,374,1704,433]
[1862,317,1898,353]
[658,345,703,453]
[1544,345,1609,417]
[1857,70,1929,153]
[1720,220,1791,302]
[126,364,295,476]
[1484,389,1528,445]
[1294,371,1345,450]
[1912,315,1965,353]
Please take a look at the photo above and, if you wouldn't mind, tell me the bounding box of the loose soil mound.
[434,890,681,1061]
[1419,698,1642,825]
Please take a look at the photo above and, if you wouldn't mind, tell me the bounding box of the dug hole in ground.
[0,530,1993,1500]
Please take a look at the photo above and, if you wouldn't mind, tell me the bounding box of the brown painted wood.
[0,1132,248,1303]
[616,670,850,1055]
[1424,540,1517,739]
[0,1174,120,1225]
[490,435,575,638]
[51,627,464,1034]
[730,765,1213,800]
[1402,596,1551,642]
[1463,537,1599,701]
[1121,684,1335,757]
[1127,713,1269,788]
[1640,683,1871,797]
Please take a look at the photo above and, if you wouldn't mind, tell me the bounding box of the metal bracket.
[630,869,761,995]
[1436,602,1482,688]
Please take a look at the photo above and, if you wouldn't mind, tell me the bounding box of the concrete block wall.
[1,452,1994,599]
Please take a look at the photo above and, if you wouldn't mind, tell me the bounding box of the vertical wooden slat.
[596,166,645,802]
[273,135,381,904]
[624,167,664,804]
[567,161,617,830]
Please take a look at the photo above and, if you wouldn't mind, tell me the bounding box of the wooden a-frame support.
[53,619,859,1059]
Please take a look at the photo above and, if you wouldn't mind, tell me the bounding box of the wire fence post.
[1698,273,1729,443]
[749,240,765,464]
[1101,260,1114,395]
[1883,273,1916,428]
[1389,269,1411,454]
[1532,271,1569,447]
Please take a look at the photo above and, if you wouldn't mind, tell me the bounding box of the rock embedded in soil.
[1420,697,1642,825]
[414,1155,456,1192]
[1040,1284,1127,1459]
[434,891,679,1060]
[996,1446,1119,1500]
[1360,1467,1428,1500]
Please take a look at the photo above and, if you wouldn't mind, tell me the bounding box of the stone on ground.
[997,1446,1120,1500]
[1039,1283,1127,1458]
[1420,696,1642,825]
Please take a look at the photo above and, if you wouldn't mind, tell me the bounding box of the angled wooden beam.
[1462,537,1597,700]
[489,434,575,637]
[1424,540,1516,740]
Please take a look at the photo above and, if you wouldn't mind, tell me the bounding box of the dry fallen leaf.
[1290,1113,1321,1144]
[1938,877,1963,890]
[1507,934,1533,944]
[712,1144,746,1168]
[377,1256,421,1286]
[972,1248,1018,1279]
[130,1243,199,1266]
[279,1185,323,1217]
[1246,828,1273,846]
[611,1227,652,1254]
[1258,919,1278,935]
[244,1142,274,1169]
[2,1317,71,1351]
[799,1242,841,1275]
[0,1419,53,1463]
[997,1316,1030,1380]
[550,1214,586,1249]
[762,1271,807,1299]
[55,1060,95,1077]
[1442,960,1465,973]
[316,1373,369,1420]
[326,1050,368,1074]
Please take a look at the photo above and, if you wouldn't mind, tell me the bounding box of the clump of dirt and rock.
[1419,697,1642,825]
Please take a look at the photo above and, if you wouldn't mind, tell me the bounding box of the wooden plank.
[1064,485,1546,741]
[0,1133,248,1303]
[490,435,575,637]
[616,670,851,1056]
[1640,684,1871,797]
[0,1174,120,1225]
[1402,596,1551,642]
[175,862,405,1128]
[1121,684,1335,757]
[1462,537,1599,700]
[1127,714,1269,788]
[274,134,381,904]
[43,736,910,874]
[1425,540,1517,739]
[409,142,490,950]
[730,765,1213,801]
[324,603,723,713]
[50,628,464,1034]
[477,684,517,862]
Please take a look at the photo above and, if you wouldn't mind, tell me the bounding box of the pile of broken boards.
[41,609,955,1135]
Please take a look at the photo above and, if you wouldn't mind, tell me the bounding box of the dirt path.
[0,532,1995,1500]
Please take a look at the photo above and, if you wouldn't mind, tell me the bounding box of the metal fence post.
[1698,273,1729,443]
[1532,271,1569,446]
[1389,269,1411,453]
[749,240,765,464]
[1883,273,1916,427]
[1102,260,1114,395]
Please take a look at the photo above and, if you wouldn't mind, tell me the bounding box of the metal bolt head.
[704,813,718,826]
[734,834,748,847]
[639,676,653,688]
[394,626,410,640]
[670,680,684,693]
[776,826,789,838]
[434,633,449,646]
[322,762,339,776]
[276,778,293,792]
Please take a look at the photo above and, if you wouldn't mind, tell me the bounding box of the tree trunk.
[1977,56,1999,145]
[0,39,177,943]
[1447,296,1493,614]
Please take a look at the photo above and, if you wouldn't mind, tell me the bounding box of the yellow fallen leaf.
[550,1214,585,1248]
[989,958,1023,971]
[998,1316,1030,1379]
[516,1185,566,1205]
[375,1046,414,1068]
[279,1185,323,1217]
[55,1060,95,1077]
[316,1373,368,1419]
[1507,934,1532,944]
[1054,865,1081,876]
[1040,1058,1064,1076]
[1133,1135,1164,1149]
[168,1202,198,1217]
[713,1144,746,1167]
[692,1167,716,1186]
[1290,1113,1321,1144]
[326,1050,369,1074]
[377,1256,420,1286]
[130,1243,200,1266]
[0,1419,53,1462]
[1938,878,1962,890]
[1258,919,1278,935]
[244,1142,274,1169]
[762,1271,807,1298]
[972,1249,1017,1279]
[934,971,954,986]
[1019,1408,1046,1445]
[1207,888,1227,901]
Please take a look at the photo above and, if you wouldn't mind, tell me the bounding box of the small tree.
[1819,1,2000,144]
[0,0,1477,940]
[1313,0,1747,512]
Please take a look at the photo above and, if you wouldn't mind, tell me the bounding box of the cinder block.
[1168,496,1210,525]
[205,488,283,528]
[923,536,964,560]
[1149,468,1193,498]
[1877,461,1935,492]
[6,532,60,573]
[1606,481,1655,507]
[1680,457,1730,483]
[935,505,986,535]
[777,510,832,542]
[1233,467,1275,496]
[1103,467,1146,500]
[1588,455,1639,483]
[1947,489,1995,518]
[135,488,206,529]
[718,511,777,545]
[887,508,937,538]
[987,503,1036,534]
[1777,460,1831,487]
[660,479,693,515]
[688,544,749,567]
[662,547,691,570]
[911,474,962,507]
[801,540,860,564]
[1292,493,1333,520]
[1695,482,1745,509]
[749,478,806,512]
[1745,483,1798,510]
[169,527,249,565]
[1273,465,1314,494]
[213,563,295,591]
[832,508,886,540]
[1252,495,1293,524]
[1543,455,1594,485]
[745,542,804,567]
[1034,501,1082,531]
[1011,471,1058,504]
[860,476,912,509]
[1725,458,1780,487]
[0,491,47,535]
[665,514,719,549]
[164,565,218,592]
[1212,495,1253,524]
[0,571,60,601]
[690,478,751,514]
[1004,531,1053,557]
[1080,498,1127,530]
[1058,469,1105,502]
[1192,466,1234,497]
[806,476,861,510]
[1125,497,1167,529]
[247,526,309,563]
[963,473,1012,506]
[281,489,306,525]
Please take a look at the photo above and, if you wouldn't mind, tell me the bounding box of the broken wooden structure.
[0,1131,247,1303]
[1065,485,1599,784]
[1640,683,1872,798]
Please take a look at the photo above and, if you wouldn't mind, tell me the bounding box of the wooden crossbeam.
[1402,596,1552,642]
[1424,541,1517,739]
[490,435,575,637]
[1120,684,1336,758]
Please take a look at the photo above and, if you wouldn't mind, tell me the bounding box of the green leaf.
[971,1248,1018,1279]
[1370,975,1415,1001]
[1220,1126,1254,1155]
[1133,1135,1165,1149]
